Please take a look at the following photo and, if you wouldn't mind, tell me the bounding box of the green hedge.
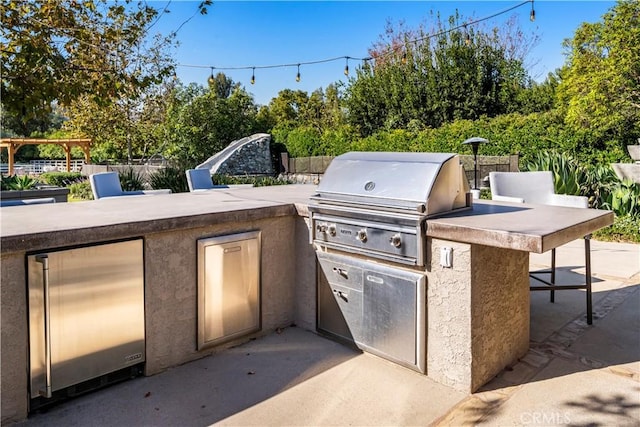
[39,172,84,187]
[275,111,631,166]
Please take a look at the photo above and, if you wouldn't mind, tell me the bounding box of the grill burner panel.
[313,213,421,266]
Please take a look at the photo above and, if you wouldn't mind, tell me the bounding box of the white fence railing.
[0,160,85,175]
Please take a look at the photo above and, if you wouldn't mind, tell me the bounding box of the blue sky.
[150,1,616,105]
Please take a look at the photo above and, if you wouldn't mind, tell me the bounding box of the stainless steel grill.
[310,151,471,373]
[309,151,471,266]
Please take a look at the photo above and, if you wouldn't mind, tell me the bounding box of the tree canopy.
[0,0,210,135]
[558,0,639,147]
[164,82,265,167]
[344,12,540,136]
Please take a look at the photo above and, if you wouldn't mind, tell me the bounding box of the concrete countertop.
[1,185,613,255]
[427,200,614,253]
[0,185,316,253]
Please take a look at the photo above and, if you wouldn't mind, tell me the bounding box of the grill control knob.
[328,224,337,237]
[390,233,402,248]
[356,229,368,243]
[316,223,327,234]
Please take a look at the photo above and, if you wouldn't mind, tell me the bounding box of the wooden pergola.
[0,138,92,175]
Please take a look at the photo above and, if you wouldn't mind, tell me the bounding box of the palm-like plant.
[2,174,40,190]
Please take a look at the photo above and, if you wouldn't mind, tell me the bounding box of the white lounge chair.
[489,171,594,324]
[89,172,171,200]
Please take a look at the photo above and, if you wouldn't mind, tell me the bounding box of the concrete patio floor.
[16,240,640,427]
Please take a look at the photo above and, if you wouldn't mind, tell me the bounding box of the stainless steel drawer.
[317,251,363,291]
[327,283,364,342]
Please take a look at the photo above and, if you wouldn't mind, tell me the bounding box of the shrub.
[212,174,289,187]
[1,174,39,190]
[593,215,640,243]
[522,151,584,195]
[581,163,620,209]
[148,167,189,193]
[119,168,145,191]
[69,181,94,200]
[40,172,84,187]
[600,180,640,218]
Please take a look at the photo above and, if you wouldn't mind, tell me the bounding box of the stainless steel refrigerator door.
[28,239,145,397]
[197,231,261,350]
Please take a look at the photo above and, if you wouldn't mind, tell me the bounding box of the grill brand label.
[124,353,143,363]
[340,229,352,235]
[364,181,376,191]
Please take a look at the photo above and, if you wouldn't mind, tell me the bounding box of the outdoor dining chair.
[89,171,171,200]
[186,168,230,191]
[489,171,594,324]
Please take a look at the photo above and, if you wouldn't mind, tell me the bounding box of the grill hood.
[311,152,470,216]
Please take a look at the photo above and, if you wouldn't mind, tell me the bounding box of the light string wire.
[178,0,534,83]
[1,1,534,82]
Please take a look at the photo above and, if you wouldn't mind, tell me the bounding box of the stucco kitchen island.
[0,184,612,423]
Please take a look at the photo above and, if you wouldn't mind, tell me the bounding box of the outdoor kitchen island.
[0,184,612,424]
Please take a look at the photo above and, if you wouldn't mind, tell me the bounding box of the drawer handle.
[366,275,384,284]
[36,255,52,398]
[332,289,348,301]
[332,267,348,279]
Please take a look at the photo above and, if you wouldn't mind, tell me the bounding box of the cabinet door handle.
[332,289,348,301]
[366,275,384,284]
[36,255,52,398]
[332,267,348,279]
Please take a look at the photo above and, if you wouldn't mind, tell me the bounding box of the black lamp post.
[462,137,488,190]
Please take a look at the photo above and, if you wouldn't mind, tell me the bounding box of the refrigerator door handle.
[35,254,52,398]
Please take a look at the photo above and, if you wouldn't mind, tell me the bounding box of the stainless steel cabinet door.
[197,231,261,350]
[362,268,425,369]
[28,239,145,398]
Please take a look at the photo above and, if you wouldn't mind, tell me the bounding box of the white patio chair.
[186,169,229,191]
[89,172,171,200]
[489,171,594,324]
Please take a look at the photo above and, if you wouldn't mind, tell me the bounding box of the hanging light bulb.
[465,32,471,45]
[296,64,301,82]
[250,67,255,85]
[207,67,215,85]
[402,51,407,65]
[530,0,535,22]
[344,57,349,76]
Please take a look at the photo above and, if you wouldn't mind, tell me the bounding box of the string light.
[530,0,535,22]
[180,0,535,85]
[250,67,255,85]
[464,25,471,45]
[207,67,215,85]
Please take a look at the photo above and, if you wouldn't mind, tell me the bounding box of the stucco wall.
[427,238,529,392]
[144,216,298,375]
[427,239,473,389]
[0,213,312,424]
[294,217,316,331]
[1,252,28,424]
[470,244,529,391]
